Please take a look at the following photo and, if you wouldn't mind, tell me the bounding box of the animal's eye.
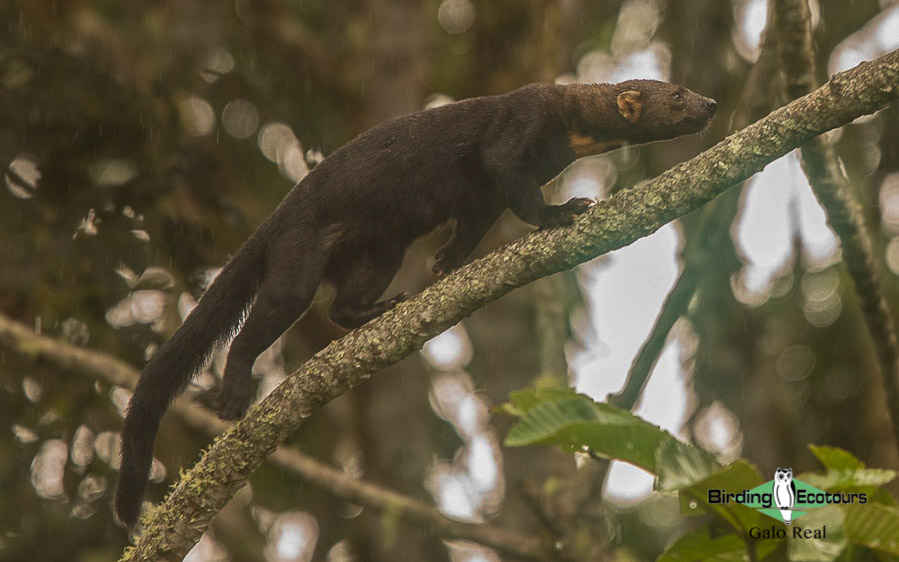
[672,92,683,101]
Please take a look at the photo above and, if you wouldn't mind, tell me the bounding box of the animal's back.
[301,88,548,244]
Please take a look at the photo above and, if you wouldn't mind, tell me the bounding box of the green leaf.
[796,467,896,507]
[497,387,580,417]
[502,395,602,445]
[501,391,899,560]
[502,391,719,484]
[658,527,748,561]
[656,437,721,491]
[504,397,667,470]
[842,503,899,555]
[786,505,846,561]
[809,445,865,470]
[798,469,896,491]
[659,525,783,561]
[678,461,768,533]
[802,445,896,506]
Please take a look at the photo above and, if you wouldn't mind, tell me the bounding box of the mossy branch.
[772,0,899,450]
[0,313,552,560]
[124,49,899,561]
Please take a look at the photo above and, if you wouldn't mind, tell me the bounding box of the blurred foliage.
[1,0,899,560]
[502,391,899,560]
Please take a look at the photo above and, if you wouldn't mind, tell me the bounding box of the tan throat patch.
[568,133,626,158]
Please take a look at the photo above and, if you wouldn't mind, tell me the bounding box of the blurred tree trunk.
[339,1,445,560]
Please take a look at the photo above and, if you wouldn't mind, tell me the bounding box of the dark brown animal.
[114,79,716,527]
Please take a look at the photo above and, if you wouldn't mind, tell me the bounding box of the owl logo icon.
[773,468,796,525]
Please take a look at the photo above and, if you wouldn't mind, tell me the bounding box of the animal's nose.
[706,99,718,115]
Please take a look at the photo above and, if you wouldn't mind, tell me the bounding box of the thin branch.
[535,276,572,384]
[611,14,781,411]
[610,259,700,409]
[124,49,899,560]
[0,312,552,561]
[518,482,567,539]
[772,0,899,450]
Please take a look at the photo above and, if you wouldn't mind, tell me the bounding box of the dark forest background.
[2,1,898,560]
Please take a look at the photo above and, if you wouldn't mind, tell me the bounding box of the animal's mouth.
[692,97,718,130]
[696,100,718,130]
[680,113,715,132]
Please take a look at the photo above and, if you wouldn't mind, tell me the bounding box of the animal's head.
[568,79,716,146]
[612,79,717,142]
[775,468,793,483]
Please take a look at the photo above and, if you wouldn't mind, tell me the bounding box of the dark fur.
[114,80,716,527]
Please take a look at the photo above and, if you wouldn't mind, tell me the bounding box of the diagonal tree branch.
[772,0,899,451]
[124,49,899,561]
[0,313,551,560]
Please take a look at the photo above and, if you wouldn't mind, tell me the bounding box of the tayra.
[114,79,716,527]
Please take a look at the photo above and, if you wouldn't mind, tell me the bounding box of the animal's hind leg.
[328,250,406,330]
[433,201,504,276]
[217,249,325,420]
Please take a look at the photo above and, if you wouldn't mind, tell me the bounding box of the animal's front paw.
[559,197,594,220]
[542,197,595,227]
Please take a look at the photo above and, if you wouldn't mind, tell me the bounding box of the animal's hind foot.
[216,380,253,420]
[433,254,462,277]
[330,292,409,330]
[385,291,409,308]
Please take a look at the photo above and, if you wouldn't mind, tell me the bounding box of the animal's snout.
[705,98,718,115]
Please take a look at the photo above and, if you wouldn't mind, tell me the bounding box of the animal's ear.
[617,90,643,123]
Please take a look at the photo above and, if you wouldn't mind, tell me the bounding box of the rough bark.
[123,49,899,561]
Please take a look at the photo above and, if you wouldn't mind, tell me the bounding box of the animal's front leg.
[508,183,593,228]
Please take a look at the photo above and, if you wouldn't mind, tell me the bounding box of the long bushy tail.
[114,221,272,527]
